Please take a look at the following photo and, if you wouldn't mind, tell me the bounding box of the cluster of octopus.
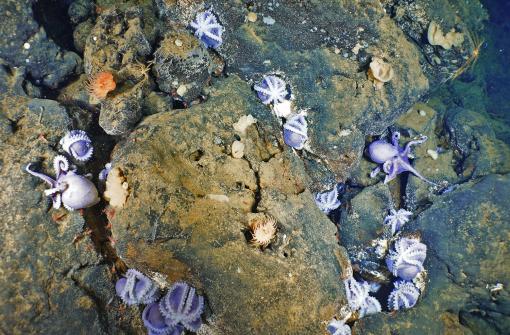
[24,6,440,335]
[246,21,435,335]
[326,207,428,335]
[116,270,204,335]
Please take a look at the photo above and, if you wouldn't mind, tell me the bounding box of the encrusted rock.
[0,0,82,89]
[108,76,348,334]
[99,85,143,135]
[153,29,212,102]
[0,96,141,333]
[84,7,152,80]
[354,174,510,334]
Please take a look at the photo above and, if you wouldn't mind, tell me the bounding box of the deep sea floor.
[0,1,509,334]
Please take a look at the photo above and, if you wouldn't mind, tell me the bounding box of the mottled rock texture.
[0,96,141,334]
[153,29,212,102]
[353,173,510,335]
[109,76,349,334]
[0,0,81,89]
[214,0,430,189]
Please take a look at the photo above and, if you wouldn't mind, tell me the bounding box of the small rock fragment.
[427,21,464,50]
[263,16,275,25]
[205,194,230,202]
[232,140,245,158]
[427,149,438,160]
[368,57,394,90]
[99,85,143,135]
[247,12,257,23]
[233,115,257,136]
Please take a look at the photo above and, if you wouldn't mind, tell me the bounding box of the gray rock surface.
[153,30,212,102]
[353,173,510,335]
[99,84,144,136]
[338,182,393,283]
[0,0,82,89]
[444,107,510,179]
[0,96,141,334]
[108,76,350,334]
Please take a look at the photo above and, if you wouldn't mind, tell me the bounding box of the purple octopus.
[190,10,223,49]
[368,131,436,185]
[159,282,204,332]
[384,208,412,235]
[254,75,289,105]
[115,269,160,306]
[327,319,351,335]
[386,237,427,281]
[283,114,308,150]
[315,186,341,214]
[25,155,99,210]
[59,130,93,162]
[143,302,184,335]
[387,280,420,311]
[344,277,381,318]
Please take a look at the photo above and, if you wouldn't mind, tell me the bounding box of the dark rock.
[444,107,510,179]
[73,19,94,54]
[0,95,140,334]
[68,0,95,25]
[354,173,510,334]
[99,84,143,136]
[0,0,82,89]
[142,91,174,116]
[153,30,212,102]
[338,182,393,283]
[108,76,349,334]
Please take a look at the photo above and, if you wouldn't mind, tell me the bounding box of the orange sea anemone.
[86,71,116,101]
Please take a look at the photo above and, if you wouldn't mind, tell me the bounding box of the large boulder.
[108,76,349,334]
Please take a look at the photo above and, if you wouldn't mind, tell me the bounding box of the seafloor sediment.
[0,0,509,334]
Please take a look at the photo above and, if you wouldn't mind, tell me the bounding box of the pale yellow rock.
[427,149,439,160]
[205,194,230,202]
[233,115,257,135]
[104,167,129,208]
[176,84,188,96]
[427,21,464,50]
[368,57,394,90]
[247,12,257,23]
[232,140,245,158]
[352,43,363,55]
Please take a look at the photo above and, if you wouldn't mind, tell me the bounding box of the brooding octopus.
[368,131,437,185]
[25,155,99,210]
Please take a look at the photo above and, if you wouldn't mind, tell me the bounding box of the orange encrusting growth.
[86,71,116,100]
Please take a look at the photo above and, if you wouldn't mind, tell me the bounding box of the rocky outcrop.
[0,0,81,89]
[0,96,141,334]
[353,173,510,335]
[108,76,349,334]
